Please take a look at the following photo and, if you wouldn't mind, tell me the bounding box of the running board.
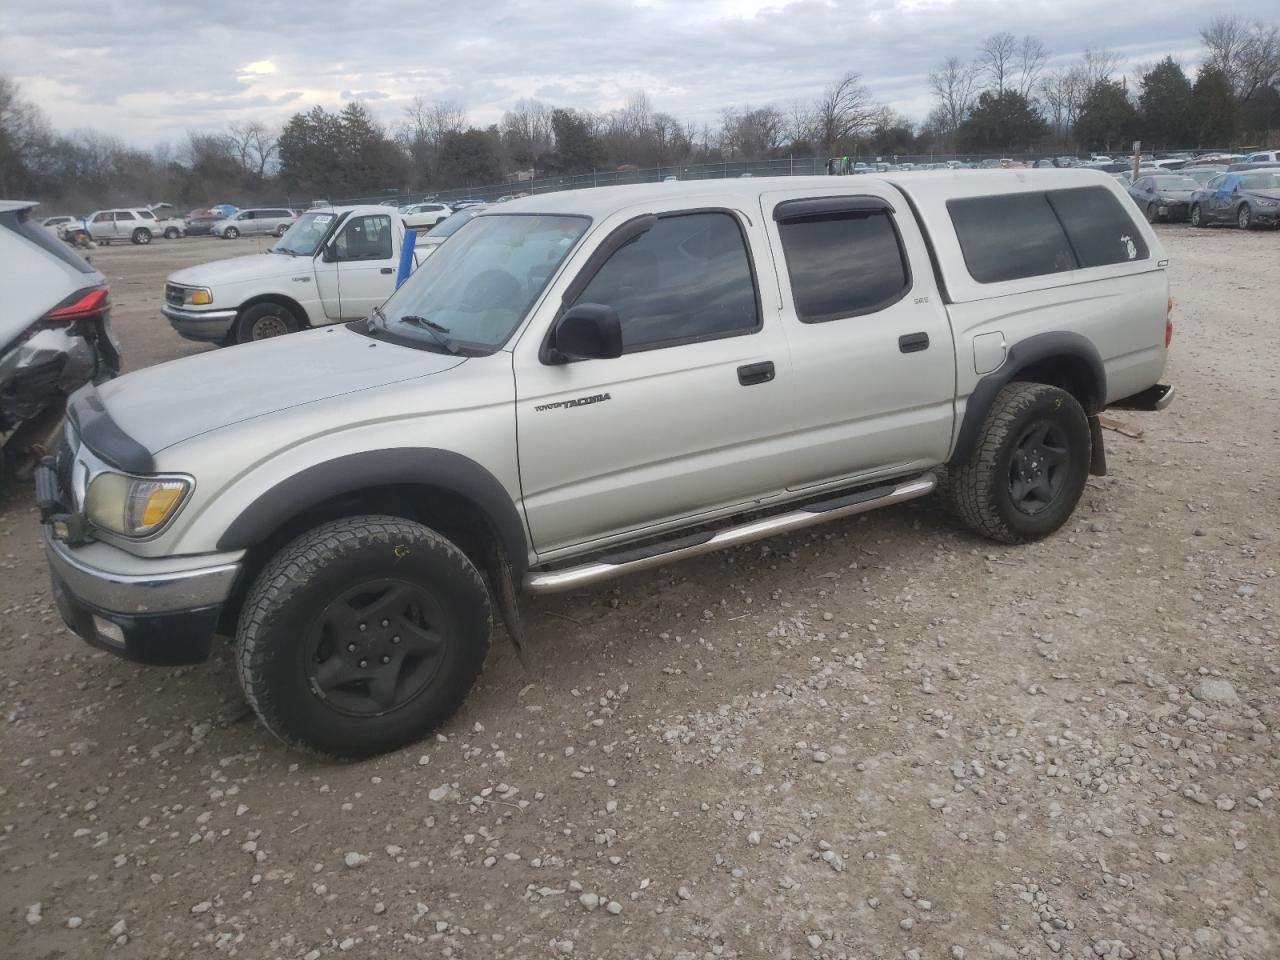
[523,473,936,594]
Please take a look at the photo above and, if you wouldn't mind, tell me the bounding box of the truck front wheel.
[236,516,493,759]
[235,302,301,342]
[948,382,1091,544]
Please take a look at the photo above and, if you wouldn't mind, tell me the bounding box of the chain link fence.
[307,147,1213,210]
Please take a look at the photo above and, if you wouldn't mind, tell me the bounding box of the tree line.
[925,17,1279,154]
[1,15,1276,212]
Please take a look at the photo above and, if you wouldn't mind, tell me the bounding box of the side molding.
[215,448,529,577]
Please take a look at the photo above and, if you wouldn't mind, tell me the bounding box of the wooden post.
[1132,140,1142,182]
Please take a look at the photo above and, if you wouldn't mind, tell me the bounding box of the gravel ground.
[1,226,1277,960]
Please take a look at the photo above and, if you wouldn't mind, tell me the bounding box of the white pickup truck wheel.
[235,516,493,759]
[235,303,301,343]
[949,382,1090,544]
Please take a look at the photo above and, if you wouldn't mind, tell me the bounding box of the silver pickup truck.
[37,171,1174,758]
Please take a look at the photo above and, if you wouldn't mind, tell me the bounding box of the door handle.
[898,332,930,353]
[737,361,775,386]
[380,267,394,274]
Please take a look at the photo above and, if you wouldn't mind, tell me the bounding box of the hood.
[168,252,299,287]
[1156,190,1195,199]
[96,323,465,453]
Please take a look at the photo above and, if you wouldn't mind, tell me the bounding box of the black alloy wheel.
[303,579,447,717]
[1008,421,1070,516]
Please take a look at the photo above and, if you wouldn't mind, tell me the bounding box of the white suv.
[85,208,185,244]
[39,172,1174,758]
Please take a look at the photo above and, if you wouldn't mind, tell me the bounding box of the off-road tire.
[948,382,1090,544]
[236,516,492,759]
[235,302,301,343]
[131,228,151,245]
[1189,203,1203,227]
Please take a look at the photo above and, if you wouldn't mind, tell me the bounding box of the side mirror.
[321,243,336,263]
[550,303,622,362]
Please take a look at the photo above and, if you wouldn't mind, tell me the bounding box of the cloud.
[0,0,1272,146]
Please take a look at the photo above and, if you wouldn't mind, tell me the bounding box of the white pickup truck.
[161,205,420,344]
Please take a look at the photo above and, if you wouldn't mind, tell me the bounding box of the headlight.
[85,473,191,537]
[188,287,213,305]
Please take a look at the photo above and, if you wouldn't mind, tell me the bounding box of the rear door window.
[115,211,136,221]
[776,210,910,322]
[1046,186,1148,267]
[947,193,1077,283]
[574,211,759,352]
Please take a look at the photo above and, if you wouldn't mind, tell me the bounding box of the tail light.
[1165,296,1174,347]
[46,285,110,323]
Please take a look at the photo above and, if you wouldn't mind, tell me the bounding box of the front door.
[515,208,796,556]
[331,213,397,319]
[759,188,955,490]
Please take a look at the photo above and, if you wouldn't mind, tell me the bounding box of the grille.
[164,283,185,306]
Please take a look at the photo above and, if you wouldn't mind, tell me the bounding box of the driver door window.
[572,212,759,352]
[335,215,393,261]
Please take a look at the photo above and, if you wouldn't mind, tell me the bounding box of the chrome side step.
[523,473,936,594]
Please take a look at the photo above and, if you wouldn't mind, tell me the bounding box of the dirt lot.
[1,227,1277,960]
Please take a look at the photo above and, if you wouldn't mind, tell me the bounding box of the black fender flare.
[951,331,1106,466]
[215,448,529,578]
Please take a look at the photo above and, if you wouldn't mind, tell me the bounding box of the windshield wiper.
[398,314,460,354]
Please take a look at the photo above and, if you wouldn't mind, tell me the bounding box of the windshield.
[374,214,588,353]
[1240,172,1280,190]
[274,210,338,256]
[1152,177,1199,191]
[426,208,485,238]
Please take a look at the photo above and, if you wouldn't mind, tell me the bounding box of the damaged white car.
[0,201,120,488]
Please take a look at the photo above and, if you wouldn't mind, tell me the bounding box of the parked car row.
[1126,169,1280,229]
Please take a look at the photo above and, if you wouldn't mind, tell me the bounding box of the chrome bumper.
[161,303,238,341]
[43,528,242,615]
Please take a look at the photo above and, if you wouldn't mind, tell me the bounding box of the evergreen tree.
[1190,66,1240,147]
[957,90,1047,151]
[1075,79,1139,152]
[1138,58,1194,148]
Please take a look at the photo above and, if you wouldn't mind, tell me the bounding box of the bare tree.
[1015,36,1049,98]
[720,105,786,157]
[228,120,278,178]
[1079,48,1123,89]
[928,55,980,143]
[500,99,554,169]
[812,73,878,151]
[783,98,814,146]
[1201,16,1280,100]
[979,32,1018,93]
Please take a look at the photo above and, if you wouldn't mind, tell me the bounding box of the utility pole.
[1132,140,1142,182]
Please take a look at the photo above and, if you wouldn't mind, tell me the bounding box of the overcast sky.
[2,0,1272,147]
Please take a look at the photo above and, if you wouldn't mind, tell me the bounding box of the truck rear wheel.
[236,516,493,759]
[948,382,1090,544]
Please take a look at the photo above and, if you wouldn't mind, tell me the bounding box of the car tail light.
[47,285,110,322]
[1165,296,1174,347]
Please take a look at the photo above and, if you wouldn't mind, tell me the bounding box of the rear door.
[113,210,137,240]
[514,205,796,556]
[331,213,397,319]
[759,188,955,490]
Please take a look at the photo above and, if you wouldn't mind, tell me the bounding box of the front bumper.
[43,528,242,665]
[161,303,238,342]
